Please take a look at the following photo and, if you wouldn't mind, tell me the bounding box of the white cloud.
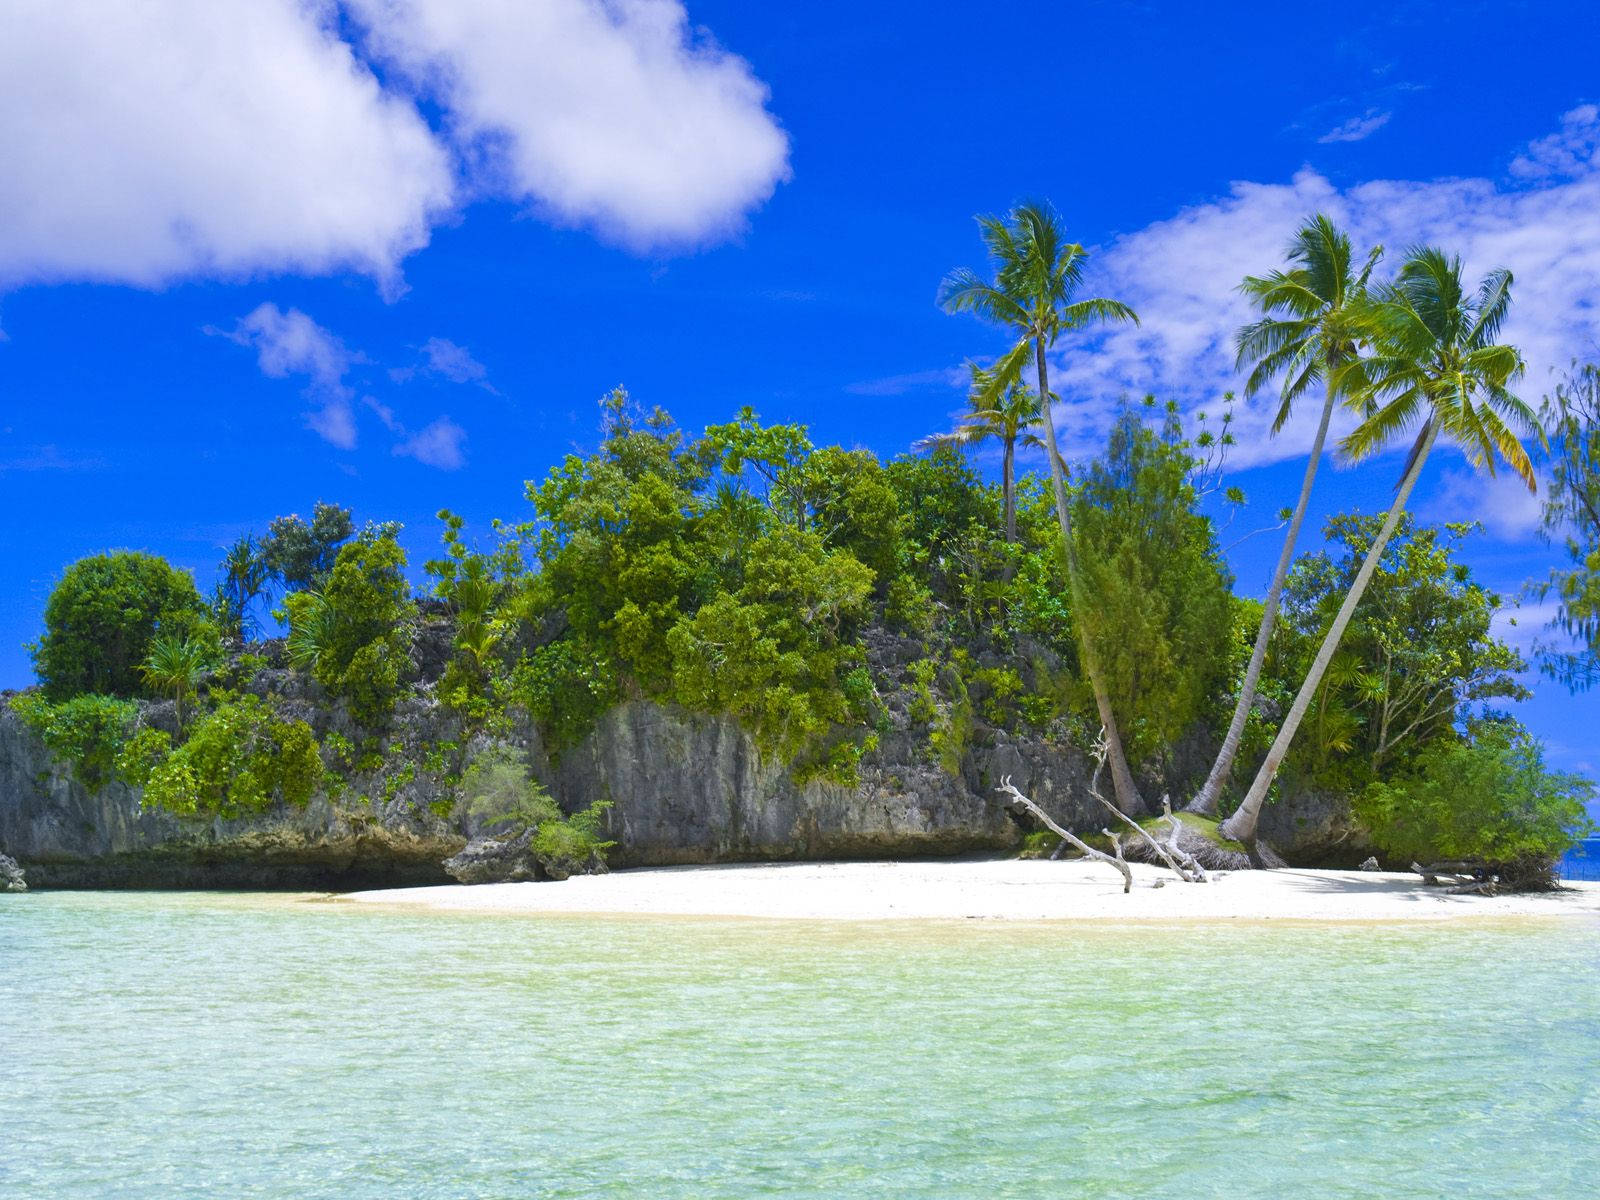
[391,336,495,390]
[1042,105,1600,490]
[0,1,454,294]
[1423,466,1546,541]
[212,303,360,449]
[1318,109,1391,144]
[347,0,791,248]
[394,416,467,470]
[1,1,788,294]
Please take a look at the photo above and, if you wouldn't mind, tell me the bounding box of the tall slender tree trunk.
[1032,336,1144,815]
[1220,421,1440,844]
[1188,377,1338,816]
[1002,436,1017,544]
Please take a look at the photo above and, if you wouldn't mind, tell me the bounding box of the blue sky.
[2,1,1598,776]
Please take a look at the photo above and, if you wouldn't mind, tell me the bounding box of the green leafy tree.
[1355,719,1594,890]
[141,632,220,726]
[461,744,615,878]
[130,695,322,818]
[919,362,1044,543]
[884,444,994,605]
[1191,215,1382,815]
[1225,247,1540,842]
[425,510,526,714]
[283,533,414,725]
[32,552,213,699]
[1272,517,1528,790]
[940,201,1144,813]
[701,406,814,528]
[668,527,875,780]
[10,692,140,790]
[800,446,905,588]
[262,502,356,592]
[212,534,270,642]
[1070,404,1235,765]
[526,390,706,690]
[1533,361,1600,691]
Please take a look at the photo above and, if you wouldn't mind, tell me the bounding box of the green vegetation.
[1534,360,1600,691]
[461,746,615,877]
[11,205,1588,891]
[31,551,214,699]
[123,696,322,819]
[11,692,139,790]
[1356,719,1595,889]
[284,532,414,725]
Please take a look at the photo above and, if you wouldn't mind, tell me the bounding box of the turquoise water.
[3,894,1598,1198]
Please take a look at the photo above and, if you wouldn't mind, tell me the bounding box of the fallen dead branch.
[996,776,1131,893]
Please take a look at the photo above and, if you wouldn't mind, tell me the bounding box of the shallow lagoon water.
[3,892,1598,1198]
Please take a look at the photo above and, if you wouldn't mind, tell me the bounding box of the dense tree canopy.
[32,551,214,699]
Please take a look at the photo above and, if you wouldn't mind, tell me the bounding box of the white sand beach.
[342,859,1600,922]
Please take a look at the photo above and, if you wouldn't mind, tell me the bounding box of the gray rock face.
[548,700,1106,867]
[0,851,25,892]
[1256,785,1372,865]
[0,706,462,888]
[443,831,540,885]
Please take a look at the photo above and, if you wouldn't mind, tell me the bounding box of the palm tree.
[141,632,217,727]
[1189,215,1382,816]
[918,363,1045,543]
[940,202,1144,813]
[1221,246,1539,843]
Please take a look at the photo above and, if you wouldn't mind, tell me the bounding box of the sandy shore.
[342,859,1600,922]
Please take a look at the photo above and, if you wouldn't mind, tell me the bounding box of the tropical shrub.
[132,695,322,818]
[10,692,140,790]
[284,533,414,725]
[1355,719,1595,889]
[461,745,615,876]
[32,552,214,699]
[667,527,875,781]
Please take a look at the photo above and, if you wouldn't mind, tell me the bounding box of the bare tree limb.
[997,776,1131,894]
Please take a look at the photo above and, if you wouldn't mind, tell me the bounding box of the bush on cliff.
[1355,718,1595,889]
[31,552,215,699]
[284,533,414,725]
[463,745,614,876]
[11,692,140,790]
[125,695,323,819]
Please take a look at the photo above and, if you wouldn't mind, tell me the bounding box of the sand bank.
[342,859,1600,922]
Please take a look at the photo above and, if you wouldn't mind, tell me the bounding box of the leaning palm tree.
[918,362,1045,543]
[1188,215,1382,816]
[1221,246,1539,843]
[940,202,1144,813]
[141,632,217,727]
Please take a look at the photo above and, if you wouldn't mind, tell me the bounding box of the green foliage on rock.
[1355,719,1595,888]
[133,695,323,819]
[462,745,615,876]
[668,527,876,781]
[284,533,414,725]
[32,552,214,700]
[11,692,140,790]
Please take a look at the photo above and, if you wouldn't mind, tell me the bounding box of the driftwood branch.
[1411,861,1499,895]
[1083,732,1206,885]
[998,775,1131,894]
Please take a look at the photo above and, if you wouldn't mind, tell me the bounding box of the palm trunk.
[1032,336,1144,815]
[1002,436,1016,544]
[1220,421,1439,844]
[1188,377,1337,816]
